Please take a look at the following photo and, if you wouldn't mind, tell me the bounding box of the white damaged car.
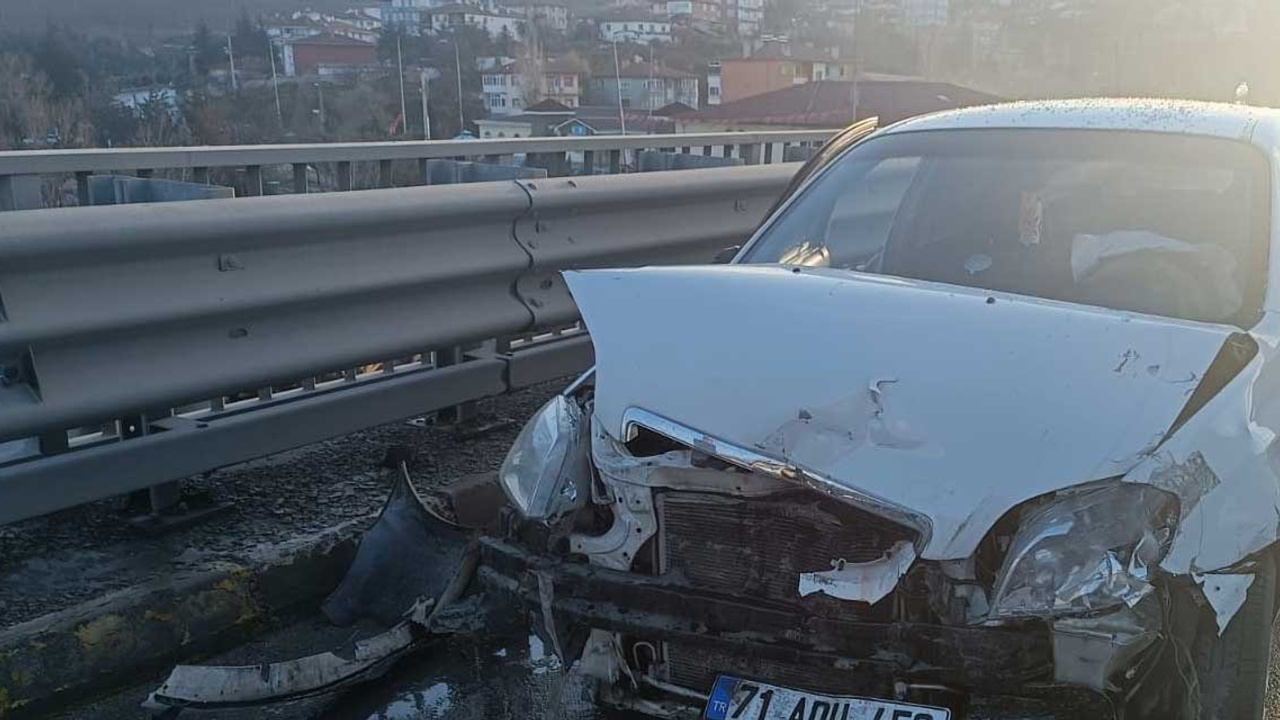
[479,100,1280,719]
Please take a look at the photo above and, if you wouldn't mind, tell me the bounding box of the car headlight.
[498,395,590,522]
[989,484,1176,620]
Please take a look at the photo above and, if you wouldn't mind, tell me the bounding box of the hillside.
[0,0,355,38]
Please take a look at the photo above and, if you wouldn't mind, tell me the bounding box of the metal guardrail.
[0,130,834,206]
[0,162,801,523]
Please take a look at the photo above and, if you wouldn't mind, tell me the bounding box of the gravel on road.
[0,381,563,629]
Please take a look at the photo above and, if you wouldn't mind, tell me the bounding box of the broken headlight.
[498,395,589,522]
[989,484,1176,620]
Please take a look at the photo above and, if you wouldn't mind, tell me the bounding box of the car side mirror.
[713,245,741,264]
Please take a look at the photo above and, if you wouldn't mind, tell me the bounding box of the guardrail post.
[38,431,68,456]
[433,346,477,424]
[417,158,429,185]
[244,165,263,196]
[378,159,394,188]
[608,149,622,174]
[703,145,713,156]
[582,150,595,176]
[764,143,774,164]
[119,411,183,523]
[0,174,43,211]
[336,161,353,191]
[293,163,309,194]
[193,167,210,185]
[738,143,760,165]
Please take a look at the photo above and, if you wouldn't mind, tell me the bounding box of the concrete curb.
[0,516,374,719]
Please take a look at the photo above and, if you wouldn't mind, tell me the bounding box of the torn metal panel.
[1051,596,1162,692]
[797,540,917,604]
[578,630,635,686]
[322,463,470,627]
[590,417,783,498]
[145,471,482,712]
[568,481,656,571]
[1195,573,1256,635]
[143,621,420,709]
[565,265,1234,561]
[1122,313,1280,579]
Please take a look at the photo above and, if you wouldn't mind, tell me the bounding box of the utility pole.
[454,41,465,135]
[268,37,283,128]
[397,33,408,136]
[226,33,238,92]
[421,69,432,139]
[612,38,626,134]
[648,42,654,116]
[850,0,861,123]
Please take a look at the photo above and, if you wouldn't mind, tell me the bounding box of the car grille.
[655,489,915,610]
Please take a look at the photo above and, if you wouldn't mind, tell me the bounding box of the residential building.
[280,34,380,77]
[857,0,947,28]
[475,99,674,138]
[426,4,526,37]
[598,13,673,42]
[481,57,583,115]
[326,21,380,43]
[717,44,856,103]
[675,77,1000,131]
[335,9,384,32]
[113,87,180,117]
[901,0,948,27]
[386,0,434,30]
[665,0,725,31]
[502,0,570,30]
[264,16,327,41]
[734,0,762,36]
[587,60,699,111]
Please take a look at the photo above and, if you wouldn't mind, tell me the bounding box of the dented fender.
[1125,313,1280,579]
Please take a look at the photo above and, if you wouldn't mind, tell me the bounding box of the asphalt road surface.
[49,609,1280,720]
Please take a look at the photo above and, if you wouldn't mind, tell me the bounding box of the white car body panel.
[566,265,1238,561]
[566,100,1280,631]
[881,99,1266,142]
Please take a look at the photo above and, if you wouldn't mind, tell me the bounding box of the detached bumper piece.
[477,538,1120,718]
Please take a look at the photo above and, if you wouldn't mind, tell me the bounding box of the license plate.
[703,676,951,720]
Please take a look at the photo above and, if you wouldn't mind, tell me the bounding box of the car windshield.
[741,129,1271,326]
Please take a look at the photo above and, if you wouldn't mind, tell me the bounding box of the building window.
[709,85,720,97]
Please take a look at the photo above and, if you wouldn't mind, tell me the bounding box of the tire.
[1193,557,1276,720]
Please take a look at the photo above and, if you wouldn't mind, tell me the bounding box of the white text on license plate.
[703,676,951,720]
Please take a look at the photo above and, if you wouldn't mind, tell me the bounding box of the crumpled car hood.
[566,265,1238,560]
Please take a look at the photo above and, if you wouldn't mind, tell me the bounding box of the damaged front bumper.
[476,535,1184,719]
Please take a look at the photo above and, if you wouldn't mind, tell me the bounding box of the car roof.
[881,98,1280,143]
